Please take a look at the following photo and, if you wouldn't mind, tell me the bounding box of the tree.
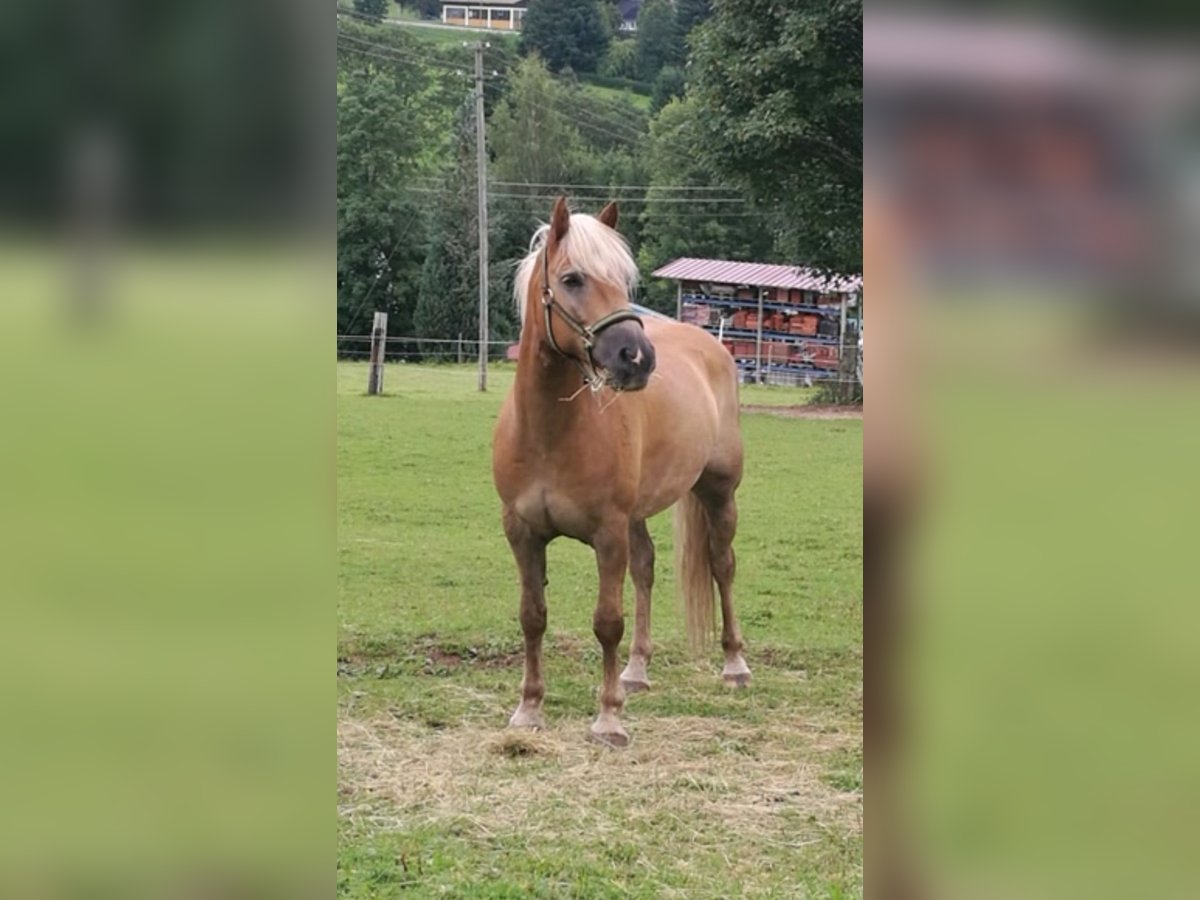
[405,0,442,18]
[520,0,610,74]
[690,0,862,276]
[337,22,453,338]
[634,0,685,82]
[636,98,774,313]
[650,65,685,113]
[599,39,638,80]
[486,57,602,330]
[676,0,712,32]
[414,112,480,348]
[352,0,389,24]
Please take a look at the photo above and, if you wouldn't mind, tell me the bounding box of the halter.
[540,246,643,382]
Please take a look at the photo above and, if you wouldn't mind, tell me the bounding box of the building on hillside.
[617,0,642,33]
[440,0,528,31]
[653,258,862,386]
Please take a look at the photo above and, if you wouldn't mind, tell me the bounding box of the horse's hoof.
[588,716,629,748]
[620,657,651,693]
[620,676,652,694]
[508,705,545,730]
[722,658,752,689]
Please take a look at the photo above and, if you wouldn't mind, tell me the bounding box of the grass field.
[395,17,521,52]
[583,82,653,112]
[337,363,862,897]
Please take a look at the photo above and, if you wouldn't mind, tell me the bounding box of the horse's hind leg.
[696,477,751,688]
[503,508,548,729]
[620,519,654,693]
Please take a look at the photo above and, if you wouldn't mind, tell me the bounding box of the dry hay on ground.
[338,710,862,864]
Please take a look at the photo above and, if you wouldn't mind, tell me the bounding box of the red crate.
[788,315,819,336]
[763,341,791,361]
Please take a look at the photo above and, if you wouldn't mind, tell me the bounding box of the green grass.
[583,82,652,113]
[337,362,862,897]
[393,18,521,52]
[740,382,821,407]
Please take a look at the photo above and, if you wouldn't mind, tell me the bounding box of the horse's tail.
[674,491,715,651]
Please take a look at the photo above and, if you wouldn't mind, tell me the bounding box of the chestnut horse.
[492,197,750,746]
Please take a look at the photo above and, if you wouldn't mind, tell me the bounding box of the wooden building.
[440,0,528,31]
[652,258,862,385]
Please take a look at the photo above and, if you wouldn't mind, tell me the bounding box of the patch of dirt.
[428,648,463,668]
[473,651,523,669]
[741,404,862,419]
[337,642,523,678]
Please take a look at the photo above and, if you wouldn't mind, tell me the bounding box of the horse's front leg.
[619,518,654,693]
[503,508,548,729]
[590,522,630,746]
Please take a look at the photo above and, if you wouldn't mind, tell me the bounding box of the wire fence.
[336,334,863,391]
[336,335,515,364]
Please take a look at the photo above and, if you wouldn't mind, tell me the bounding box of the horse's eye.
[561,272,584,289]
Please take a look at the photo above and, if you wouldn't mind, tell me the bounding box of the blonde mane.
[513,212,639,323]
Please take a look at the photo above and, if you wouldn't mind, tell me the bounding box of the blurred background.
[0,0,329,896]
[866,4,1200,899]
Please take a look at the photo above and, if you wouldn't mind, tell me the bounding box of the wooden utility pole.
[473,41,490,392]
[367,311,388,395]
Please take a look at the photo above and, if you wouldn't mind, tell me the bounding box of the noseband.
[540,247,643,382]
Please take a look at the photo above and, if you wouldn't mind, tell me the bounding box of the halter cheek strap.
[540,248,643,381]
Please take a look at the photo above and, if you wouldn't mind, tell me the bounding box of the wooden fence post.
[367,311,388,395]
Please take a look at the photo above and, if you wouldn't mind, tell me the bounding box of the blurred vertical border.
[0,0,331,896]
[866,4,1200,898]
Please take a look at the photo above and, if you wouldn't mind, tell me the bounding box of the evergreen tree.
[676,0,712,32]
[414,110,480,348]
[634,0,685,82]
[352,0,389,25]
[337,25,439,338]
[650,65,685,113]
[520,0,610,73]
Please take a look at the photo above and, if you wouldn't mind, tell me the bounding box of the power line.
[481,80,647,145]
[400,186,749,205]
[488,192,747,204]
[489,181,741,192]
[336,31,471,74]
[483,55,657,126]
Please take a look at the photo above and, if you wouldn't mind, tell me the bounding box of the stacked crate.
[787,313,820,336]
[680,303,715,327]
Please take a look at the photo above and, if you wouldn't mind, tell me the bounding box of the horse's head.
[536,196,656,391]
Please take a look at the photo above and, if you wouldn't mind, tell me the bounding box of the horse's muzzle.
[592,320,656,391]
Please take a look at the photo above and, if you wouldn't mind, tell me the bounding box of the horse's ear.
[598,201,619,230]
[549,196,571,245]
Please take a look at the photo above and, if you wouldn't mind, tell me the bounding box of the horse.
[491,197,750,746]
